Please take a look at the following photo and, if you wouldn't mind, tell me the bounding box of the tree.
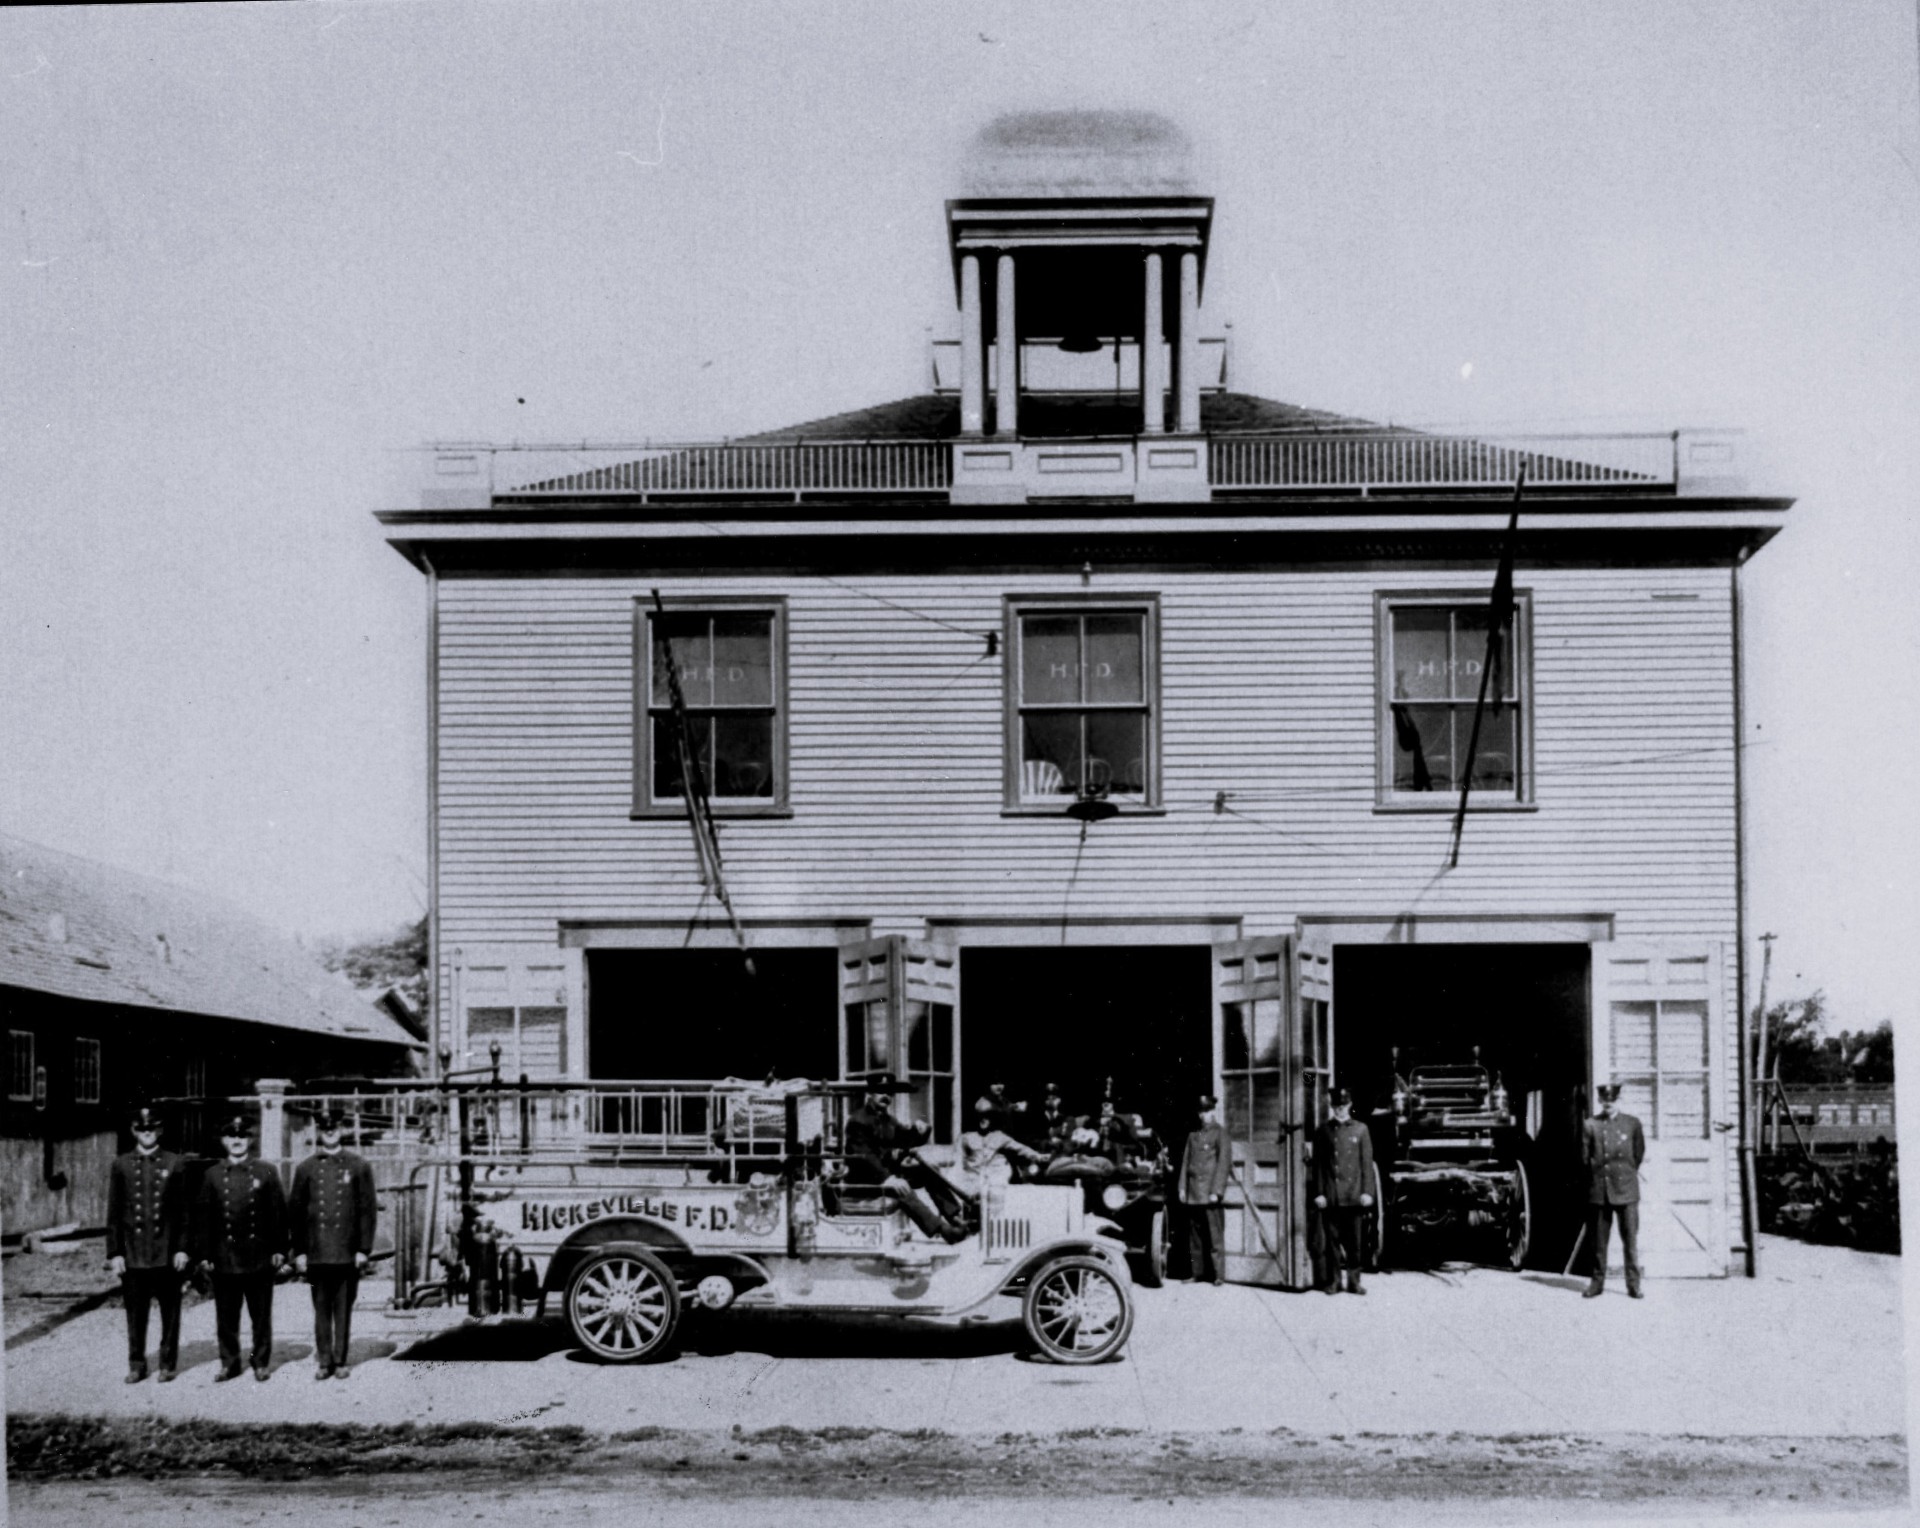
[1752,991,1895,1085]
[317,916,428,1016]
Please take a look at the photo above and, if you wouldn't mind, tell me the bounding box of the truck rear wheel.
[1022,1255,1134,1365]
[565,1248,681,1363]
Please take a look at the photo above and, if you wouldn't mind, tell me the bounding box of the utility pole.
[1743,931,1777,1278]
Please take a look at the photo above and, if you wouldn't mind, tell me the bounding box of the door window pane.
[1222,1002,1251,1071]
[1657,1002,1709,1071]
[1611,1002,1657,1072]
[1251,997,1283,1069]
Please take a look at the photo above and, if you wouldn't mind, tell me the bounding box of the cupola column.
[959,254,985,436]
[1177,250,1201,434]
[994,252,1019,438]
[1141,252,1166,435]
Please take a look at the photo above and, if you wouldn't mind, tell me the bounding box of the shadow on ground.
[394,1309,1026,1365]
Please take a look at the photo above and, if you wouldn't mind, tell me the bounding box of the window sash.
[1381,597,1528,801]
[642,607,783,806]
[73,1037,102,1106]
[7,1031,33,1101]
[1012,606,1155,805]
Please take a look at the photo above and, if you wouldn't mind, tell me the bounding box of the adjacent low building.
[0,832,421,1236]
[377,110,1789,1287]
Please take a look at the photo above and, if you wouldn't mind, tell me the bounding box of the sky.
[3,1,1918,1037]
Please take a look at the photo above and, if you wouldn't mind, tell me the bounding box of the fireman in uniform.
[843,1072,966,1242]
[1178,1094,1231,1285]
[1582,1080,1646,1298]
[1312,1087,1376,1295]
[105,1105,189,1383]
[289,1111,379,1380]
[194,1115,287,1381]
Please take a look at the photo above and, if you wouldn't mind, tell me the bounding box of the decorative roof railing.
[412,428,1752,507]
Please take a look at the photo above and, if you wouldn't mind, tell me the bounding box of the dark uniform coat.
[289,1150,378,1264]
[1311,1117,1375,1206]
[196,1158,288,1274]
[107,1149,186,1269]
[1178,1120,1231,1206]
[1582,1113,1645,1205]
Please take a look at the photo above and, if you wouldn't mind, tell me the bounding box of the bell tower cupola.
[946,111,1215,442]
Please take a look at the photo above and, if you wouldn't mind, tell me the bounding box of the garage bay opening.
[586,948,839,1082]
[1332,942,1591,1272]
[959,945,1213,1160]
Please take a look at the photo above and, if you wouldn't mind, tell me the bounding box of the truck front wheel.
[1022,1255,1134,1365]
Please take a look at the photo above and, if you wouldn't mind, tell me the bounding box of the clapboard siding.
[431,567,1737,948]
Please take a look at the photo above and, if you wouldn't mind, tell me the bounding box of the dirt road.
[7,1419,1906,1525]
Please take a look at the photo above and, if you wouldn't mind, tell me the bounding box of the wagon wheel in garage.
[566,1247,682,1363]
[1022,1255,1135,1365]
[1138,1207,1169,1288]
[1504,1160,1532,1270]
[1362,1159,1388,1271]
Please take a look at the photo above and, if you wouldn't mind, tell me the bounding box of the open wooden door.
[838,936,959,1143]
[1215,935,1313,1288]
[1590,942,1731,1278]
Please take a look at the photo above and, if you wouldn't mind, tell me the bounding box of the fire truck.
[384,1076,1136,1365]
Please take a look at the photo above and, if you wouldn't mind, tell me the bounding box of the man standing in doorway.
[289,1111,378,1380]
[1178,1094,1230,1285]
[1582,1080,1645,1298]
[1312,1087,1375,1295]
[195,1115,287,1381]
[105,1105,189,1383]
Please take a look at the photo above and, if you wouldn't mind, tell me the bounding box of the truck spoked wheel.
[1022,1255,1135,1365]
[1505,1161,1532,1270]
[566,1248,682,1362]
[1139,1208,1168,1288]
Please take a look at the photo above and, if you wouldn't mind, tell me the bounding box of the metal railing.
[413,428,1748,506]
[1208,431,1675,491]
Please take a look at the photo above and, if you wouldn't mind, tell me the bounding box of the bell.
[1056,330,1103,354]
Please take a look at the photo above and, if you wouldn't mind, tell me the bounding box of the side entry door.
[1215,935,1313,1288]
[1590,942,1730,1278]
[838,936,959,1143]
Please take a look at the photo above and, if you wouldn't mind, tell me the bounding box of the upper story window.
[635,600,788,815]
[1377,592,1532,807]
[1007,597,1159,810]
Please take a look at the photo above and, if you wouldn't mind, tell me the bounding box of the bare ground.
[5,1416,1905,1517]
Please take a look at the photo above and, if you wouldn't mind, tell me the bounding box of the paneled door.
[838,936,959,1144]
[1590,942,1730,1278]
[1215,935,1314,1288]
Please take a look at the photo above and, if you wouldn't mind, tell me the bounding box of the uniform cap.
[315,1110,344,1131]
[1330,1087,1353,1109]
[1596,1081,1623,1103]
[862,1070,900,1092]
[220,1115,251,1140]
[1197,1093,1218,1111]
[129,1106,161,1132]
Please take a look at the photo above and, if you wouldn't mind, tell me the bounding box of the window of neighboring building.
[1377,593,1532,806]
[635,600,787,814]
[73,1037,102,1106]
[1007,598,1159,810]
[7,1031,33,1102]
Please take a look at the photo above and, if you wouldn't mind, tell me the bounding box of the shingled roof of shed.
[0,832,419,1048]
